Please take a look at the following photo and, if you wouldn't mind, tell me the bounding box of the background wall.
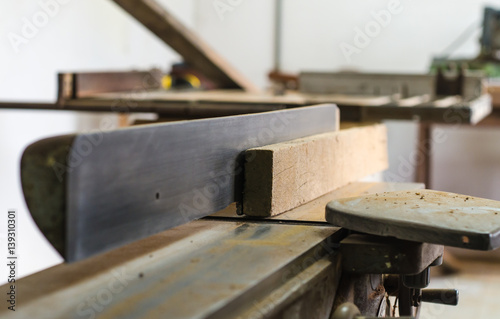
[1,0,500,280]
[0,0,195,280]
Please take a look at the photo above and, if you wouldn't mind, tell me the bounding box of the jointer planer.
[4,104,500,318]
[1,0,499,317]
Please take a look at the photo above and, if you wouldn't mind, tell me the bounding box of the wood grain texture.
[243,123,388,217]
[212,182,424,222]
[111,0,258,92]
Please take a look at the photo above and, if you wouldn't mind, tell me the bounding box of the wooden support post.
[416,122,432,187]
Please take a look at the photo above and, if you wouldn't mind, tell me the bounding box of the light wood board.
[243,123,388,217]
[87,89,393,107]
[212,182,424,222]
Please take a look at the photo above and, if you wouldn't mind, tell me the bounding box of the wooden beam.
[415,122,432,187]
[212,182,424,222]
[243,123,388,217]
[111,0,259,92]
[477,109,500,126]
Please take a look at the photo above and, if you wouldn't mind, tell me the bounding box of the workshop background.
[1,1,500,316]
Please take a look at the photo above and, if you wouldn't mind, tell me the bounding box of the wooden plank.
[69,91,491,123]
[397,94,431,107]
[111,0,258,92]
[211,181,424,222]
[477,109,500,126]
[432,95,462,108]
[1,88,489,124]
[85,89,392,107]
[69,89,490,123]
[415,122,432,186]
[486,83,500,109]
[267,182,423,223]
[243,123,388,217]
[359,94,491,124]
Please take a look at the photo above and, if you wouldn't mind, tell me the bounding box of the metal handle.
[421,289,459,306]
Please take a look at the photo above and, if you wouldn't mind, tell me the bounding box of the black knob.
[402,267,430,289]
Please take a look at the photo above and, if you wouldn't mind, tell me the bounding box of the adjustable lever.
[421,289,459,306]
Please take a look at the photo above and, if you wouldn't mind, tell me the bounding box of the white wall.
[432,125,500,200]
[2,0,500,280]
[195,0,276,89]
[280,0,486,73]
[197,0,499,83]
[0,0,194,281]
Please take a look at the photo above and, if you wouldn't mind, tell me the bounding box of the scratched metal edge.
[204,233,344,319]
[66,104,339,262]
[0,221,342,318]
[489,228,500,250]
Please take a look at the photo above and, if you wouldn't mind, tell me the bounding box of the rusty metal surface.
[326,189,500,250]
[232,256,341,319]
[339,234,443,275]
[299,71,491,124]
[0,219,342,319]
[333,274,386,317]
[58,70,163,99]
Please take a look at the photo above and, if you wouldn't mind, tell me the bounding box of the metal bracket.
[338,233,443,275]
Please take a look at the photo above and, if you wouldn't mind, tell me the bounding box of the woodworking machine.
[6,103,500,318]
[2,1,500,318]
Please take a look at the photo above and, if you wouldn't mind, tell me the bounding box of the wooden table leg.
[416,122,432,187]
